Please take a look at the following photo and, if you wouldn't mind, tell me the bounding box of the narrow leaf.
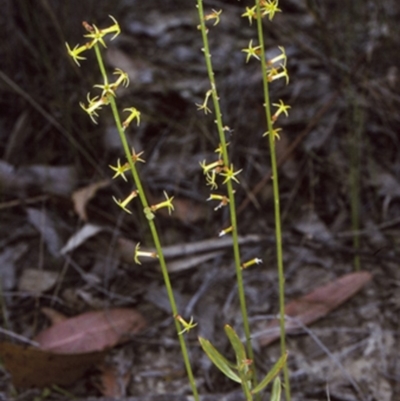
[224,325,247,366]
[270,377,282,401]
[251,352,287,394]
[199,337,241,383]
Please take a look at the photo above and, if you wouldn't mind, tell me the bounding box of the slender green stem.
[196,0,256,384]
[93,43,200,401]
[254,2,291,400]
[93,44,108,84]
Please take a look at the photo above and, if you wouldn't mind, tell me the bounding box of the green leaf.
[270,377,282,401]
[224,325,247,366]
[251,352,287,394]
[198,337,241,383]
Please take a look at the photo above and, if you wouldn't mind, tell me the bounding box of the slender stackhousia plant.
[195,1,288,399]
[195,0,257,379]
[65,17,199,401]
[250,1,291,399]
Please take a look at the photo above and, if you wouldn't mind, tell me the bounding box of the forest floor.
[1,1,400,400]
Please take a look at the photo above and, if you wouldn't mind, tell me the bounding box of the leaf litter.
[1,0,400,399]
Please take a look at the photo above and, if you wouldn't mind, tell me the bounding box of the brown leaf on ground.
[98,362,131,398]
[72,179,110,221]
[18,269,58,294]
[34,308,146,354]
[40,307,68,325]
[258,271,372,347]
[0,342,105,388]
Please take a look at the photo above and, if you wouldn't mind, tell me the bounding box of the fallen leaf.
[34,308,146,353]
[60,223,103,254]
[40,307,68,325]
[72,180,110,221]
[26,208,62,257]
[98,362,130,398]
[18,269,58,294]
[258,271,372,347]
[0,342,105,388]
[0,243,28,291]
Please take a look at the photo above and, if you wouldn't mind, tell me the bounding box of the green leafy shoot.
[270,377,282,401]
[198,337,241,383]
[251,352,287,395]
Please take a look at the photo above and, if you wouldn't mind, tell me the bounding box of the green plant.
[200,325,286,401]
[195,0,291,399]
[65,17,200,401]
[66,2,291,399]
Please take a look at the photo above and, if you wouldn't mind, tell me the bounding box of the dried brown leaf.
[0,342,105,388]
[258,271,372,347]
[98,362,130,398]
[18,269,58,294]
[72,180,110,221]
[40,307,68,325]
[34,308,146,354]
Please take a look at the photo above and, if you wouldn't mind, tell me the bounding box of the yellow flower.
[242,40,262,63]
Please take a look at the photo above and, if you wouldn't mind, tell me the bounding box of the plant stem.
[93,43,200,401]
[254,2,291,400]
[196,0,256,384]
